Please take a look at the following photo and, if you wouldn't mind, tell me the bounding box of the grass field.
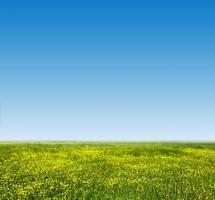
[0,142,215,199]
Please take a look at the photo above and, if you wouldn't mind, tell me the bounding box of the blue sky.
[0,0,215,141]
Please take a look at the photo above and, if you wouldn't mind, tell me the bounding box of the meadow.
[0,142,214,200]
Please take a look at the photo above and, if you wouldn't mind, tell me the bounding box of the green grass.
[0,142,215,199]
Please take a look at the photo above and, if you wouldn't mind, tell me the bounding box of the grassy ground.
[0,142,215,199]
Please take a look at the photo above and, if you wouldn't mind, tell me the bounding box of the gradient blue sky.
[0,0,215,141]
